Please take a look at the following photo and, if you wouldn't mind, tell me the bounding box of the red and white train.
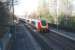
[26,19,49,32]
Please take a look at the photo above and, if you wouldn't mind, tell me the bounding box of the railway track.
[24,23,52,50]
[23,22,64,50]
[23,21,75,50]
[48,27,75,50]
[42,30,75,50]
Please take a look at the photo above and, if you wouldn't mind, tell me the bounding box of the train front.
[37,19,49,32]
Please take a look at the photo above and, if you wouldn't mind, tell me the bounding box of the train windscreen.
[41,20,46,26]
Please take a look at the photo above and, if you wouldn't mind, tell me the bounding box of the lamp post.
[12,0,14,25]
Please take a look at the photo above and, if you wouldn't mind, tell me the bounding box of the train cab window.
[41,20,46,26]
[31,21,35,25]
[27,20,29,22]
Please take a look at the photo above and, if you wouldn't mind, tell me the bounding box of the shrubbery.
[58,14,75,32]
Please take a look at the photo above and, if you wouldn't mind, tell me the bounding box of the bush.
[58,14,75,32]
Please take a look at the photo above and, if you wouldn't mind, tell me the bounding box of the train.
[25,18,49,32]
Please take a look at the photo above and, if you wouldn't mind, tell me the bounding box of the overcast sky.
[14,0,39,18]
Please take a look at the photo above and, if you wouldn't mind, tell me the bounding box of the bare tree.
[0,0,16,38]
